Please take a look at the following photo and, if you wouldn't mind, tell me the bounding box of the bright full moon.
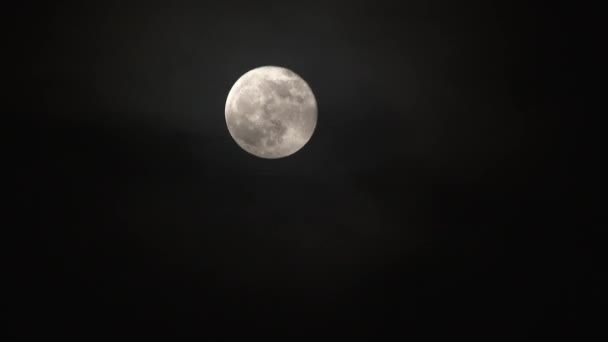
[225,66,318,159]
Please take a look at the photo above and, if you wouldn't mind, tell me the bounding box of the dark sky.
[13,0,595,339]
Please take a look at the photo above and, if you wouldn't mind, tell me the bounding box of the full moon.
[225,66,318,159]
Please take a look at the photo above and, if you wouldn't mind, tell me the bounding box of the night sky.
[13,0,594,338]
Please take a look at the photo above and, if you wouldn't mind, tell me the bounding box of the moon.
[225,66,318,159]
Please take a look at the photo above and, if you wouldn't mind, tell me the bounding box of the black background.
[12,0,597,339]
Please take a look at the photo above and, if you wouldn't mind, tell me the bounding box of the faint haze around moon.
[225,66,317,159]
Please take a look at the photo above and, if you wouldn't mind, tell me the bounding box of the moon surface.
[225,66,317,159]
